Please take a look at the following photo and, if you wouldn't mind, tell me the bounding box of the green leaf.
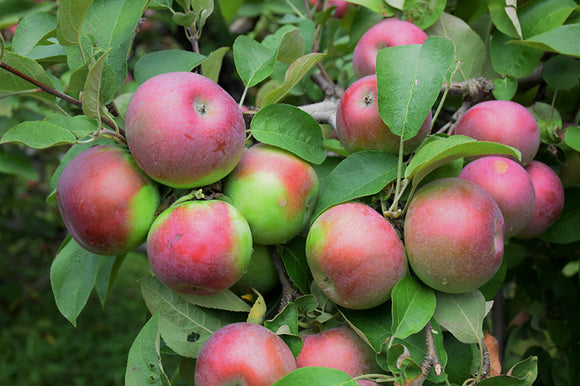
[490,30,543,78]
[314,151,399,219]
[508,24,580,58]
[0,121,77,149]
[133,49,206,84]
[433,290,488,344]
[542,54,580,90]
[81,51,109,120]
[250,104,326,164]
[201,46,229,84]
[125,313,171,386]
[233,35,277,88]
[172,11,196,27]
[50,238,102,326]
[44,113,99,139]
[281,237,313,296]
[260,53,325,107]
[489,0,523,39]
[178,290,251,313]
[426,12,486,82]
[272,367,358,386]
[262,26,305,64]
[492,76,518,100]
[0,150,40,181]
[564,125,580,152]
[191,0,214,31]
[519,0,577,38]
[391,276,436,341]
[528,102,562,144]
[402,0,446,29]
[264,300,303,357]
[56,0,93,46]
[347,0,395,15]
[339,301,392,352]
[376,37,454,140]
[12,12,57,57]
[139,275,242,358]
[0,51,56,102]
[95,254,125,307]
[477,356,538,385]
[217,0,243,23]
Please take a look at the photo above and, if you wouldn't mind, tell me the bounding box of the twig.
[268,245,301,312]
[492,290,506,367]
[480,339,491,380]
[421,321,443,378]
[311,72,344,101]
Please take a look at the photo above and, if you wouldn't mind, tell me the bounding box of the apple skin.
[336,74,432,155]
[352,18,428,78]
[125,71,246,189]
[454,100,540,165]
[404,177,505,294]
[516,161,565,239]
[306,202,407,310]
[194,322,297,386]
[230,243,280,295]
[146,200,253,295]
[297,326,378,386]
[223,143,319,245]
[458,156,536,238]
[57,145,160,256]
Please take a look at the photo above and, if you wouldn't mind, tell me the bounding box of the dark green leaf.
[433,290,488,344]
[56,0,93,46]
[178,290,251,313]
[528,101,562,144]
[125,313,171,386]
[95,254,125,307]
[508,24,580,58]
[542,54,580,90]
[376,37,454,140]
[281,237,313,296]
[250,104,326,164]
[391,276,436,341]
[490,30,543,78]
[133,50,206,84]
[519,0,577,38]
[11,12,57,57]
[492,75,518,100]
[272,367,358,386]
[339,301,392,352]
[489,0,523,39]
[0,121,77,149]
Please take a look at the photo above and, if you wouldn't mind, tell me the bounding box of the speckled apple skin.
[352,18,427,78]
[404,177,505,294]
[125,72,246,188]
[194,322,296,386]
[454,100,540,165]
[57,145,160,255]
[336,75,432,155]
[147,200,252,295]
[516,161,565,239]
[306,202,407,310]
[459,156,536,238]
[297,325,379,386]
[223,143,319,245]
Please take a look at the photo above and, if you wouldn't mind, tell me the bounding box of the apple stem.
[268,245,302,312]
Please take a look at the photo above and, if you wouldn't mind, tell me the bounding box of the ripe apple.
[306,202,407,310]
[404,177,504,293]
[57,145,160,256]
[458,156,536,238]
[146,199,253,295]
[230,243,280,295]
[194,322,296,386]
[516,161,565,239]
[297,325,378,386]
[125,71,246,189]
[352,18,428,78]
[454,100,540,165]
[222,143,319,245]
[336,74,432,155]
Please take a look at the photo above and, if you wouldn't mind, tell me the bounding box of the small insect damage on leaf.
[187,331,201,342]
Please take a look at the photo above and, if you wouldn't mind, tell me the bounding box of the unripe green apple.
[147,200,253,295]
[57,145,160,255]
[223,143,319,245]
[404,177,504,293]
[306,202,407,310]
[194,322,296,386]
[231,243,280,295]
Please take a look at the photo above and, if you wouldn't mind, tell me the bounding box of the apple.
[56,145,160,256]
[297,325,378,386]
[458,156,536,238]
[454,100,540,165]
[146,199,253,295]
[336,74,432,155]
[516,161,565,239]
[308,0,350,18]
[352,18,428,78]
[194,322,297,386]
[222,143,319,245]
[306,202,407,309]
[231,243,280,295]
[404,177,504,293]
[125,71,246,188]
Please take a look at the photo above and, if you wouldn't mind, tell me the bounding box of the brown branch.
[421,321,443,378]
[268,245,301,312]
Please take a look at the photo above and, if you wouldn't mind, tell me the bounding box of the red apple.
[57,145,160,256]
[223,143,319,245]
[458,156,536,238]
[352,18,428,78]
[404,177,504,293]
[306,202,407,309]
[516,161,565,239]
[336,74,432,155]
[146,199,253,295]
[125,71,246,188]
[297,325,378,386]
[194,322,297,386]
[454,100,540,165]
